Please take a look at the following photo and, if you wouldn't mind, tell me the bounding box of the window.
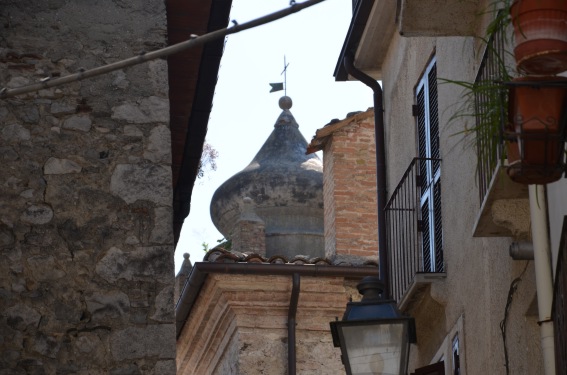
[415,57,443,273]
[452,335,460,375]
[423,316,465,375]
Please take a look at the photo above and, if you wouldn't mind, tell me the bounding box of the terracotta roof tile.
[203,248,378,267]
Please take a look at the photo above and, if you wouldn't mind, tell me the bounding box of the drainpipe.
[343,54,389,298]
[288,273,300,375]
[528,184,556,375]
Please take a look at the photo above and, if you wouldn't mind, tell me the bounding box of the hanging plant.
[439,6,514,178]
[505,76,567,184]
[510,0,567,75]
[442,2,567,185]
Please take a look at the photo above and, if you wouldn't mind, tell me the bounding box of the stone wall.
[322,111,379,263]
[0,2,176,374]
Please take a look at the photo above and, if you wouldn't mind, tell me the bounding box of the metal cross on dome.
[269,56,289,95]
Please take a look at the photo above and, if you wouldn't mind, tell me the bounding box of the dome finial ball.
[279,96,292,110]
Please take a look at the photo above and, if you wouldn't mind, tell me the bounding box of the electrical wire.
[0,0,327,99]
[500,260,530,375]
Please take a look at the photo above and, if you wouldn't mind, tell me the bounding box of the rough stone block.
[26,255,66,281]
[143,124,170,163]
[95,246,173,284]
[124,125,143,137]
[5,304,41,330]
[6,76,30,88]
[62,115,92,132]
[1,123,30,142]
[110,164,172,206]
[149,206,173,244]
[0,224,15,248]
[43,157,82,174]
[85,291,130,322]
[50,102,76,117]
[27,332,60,359]
[150,285,174,322]
[20,204,54,225]
[109,364,141,375]
[110,324,175,361]
[111,96,169,124]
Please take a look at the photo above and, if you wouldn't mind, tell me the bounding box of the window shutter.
[421,198,432,273]
[415,57,443,274]
[428,63,440,173]
[416,86,428,195]
[433,180,444,272]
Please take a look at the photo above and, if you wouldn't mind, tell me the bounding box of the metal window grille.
[385,157,442,303]
[474,12,510,205]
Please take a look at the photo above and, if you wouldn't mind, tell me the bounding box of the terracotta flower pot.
[511,0,567,75]
[505,76,567,184]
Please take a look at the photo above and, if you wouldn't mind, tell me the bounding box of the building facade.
[335,0,567,374]
[176,98,380,374]
[153,0,564,374]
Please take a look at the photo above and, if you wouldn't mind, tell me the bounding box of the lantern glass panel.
[340,321,409,375]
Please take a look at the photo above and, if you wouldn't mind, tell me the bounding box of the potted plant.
[506,0,567,183]
[510,0,567,75]
[505,76,567,184]
[444,1,567,185]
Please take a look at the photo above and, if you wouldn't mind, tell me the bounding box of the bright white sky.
[174,0,374,272]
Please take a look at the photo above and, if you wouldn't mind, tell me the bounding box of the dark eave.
[175,248,379,338]
[166,0,233,245]
[333,0,375,81]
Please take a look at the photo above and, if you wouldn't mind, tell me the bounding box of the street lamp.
[330,277,416,375]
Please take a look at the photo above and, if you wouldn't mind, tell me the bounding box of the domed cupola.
[210,96,324,258]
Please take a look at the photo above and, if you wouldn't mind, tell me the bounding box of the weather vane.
[269,56,289,95]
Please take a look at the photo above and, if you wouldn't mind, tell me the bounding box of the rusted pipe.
[288,273,300,375]
[343,54,389,298]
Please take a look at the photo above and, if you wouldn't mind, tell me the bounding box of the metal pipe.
[509,241,534,260]
[175,262,378,337]
[288,273,300,375]
[175,266,207,337]
[343,54,389,298]
[528,184,556,375]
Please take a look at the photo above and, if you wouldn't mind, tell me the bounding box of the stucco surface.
[380,27,543,375]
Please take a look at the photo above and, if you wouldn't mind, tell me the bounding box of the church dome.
[210,97,324,258]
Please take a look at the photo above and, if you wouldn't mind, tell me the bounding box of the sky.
[174,0,375,273]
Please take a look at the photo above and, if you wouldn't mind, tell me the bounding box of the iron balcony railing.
[474,12,510,205]
[385,157,442,303]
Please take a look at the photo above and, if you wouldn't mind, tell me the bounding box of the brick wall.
[176,273,358,375]
[322,112,379,263]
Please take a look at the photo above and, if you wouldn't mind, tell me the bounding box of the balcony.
[385,157,446,310]
[471,16,530,238]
